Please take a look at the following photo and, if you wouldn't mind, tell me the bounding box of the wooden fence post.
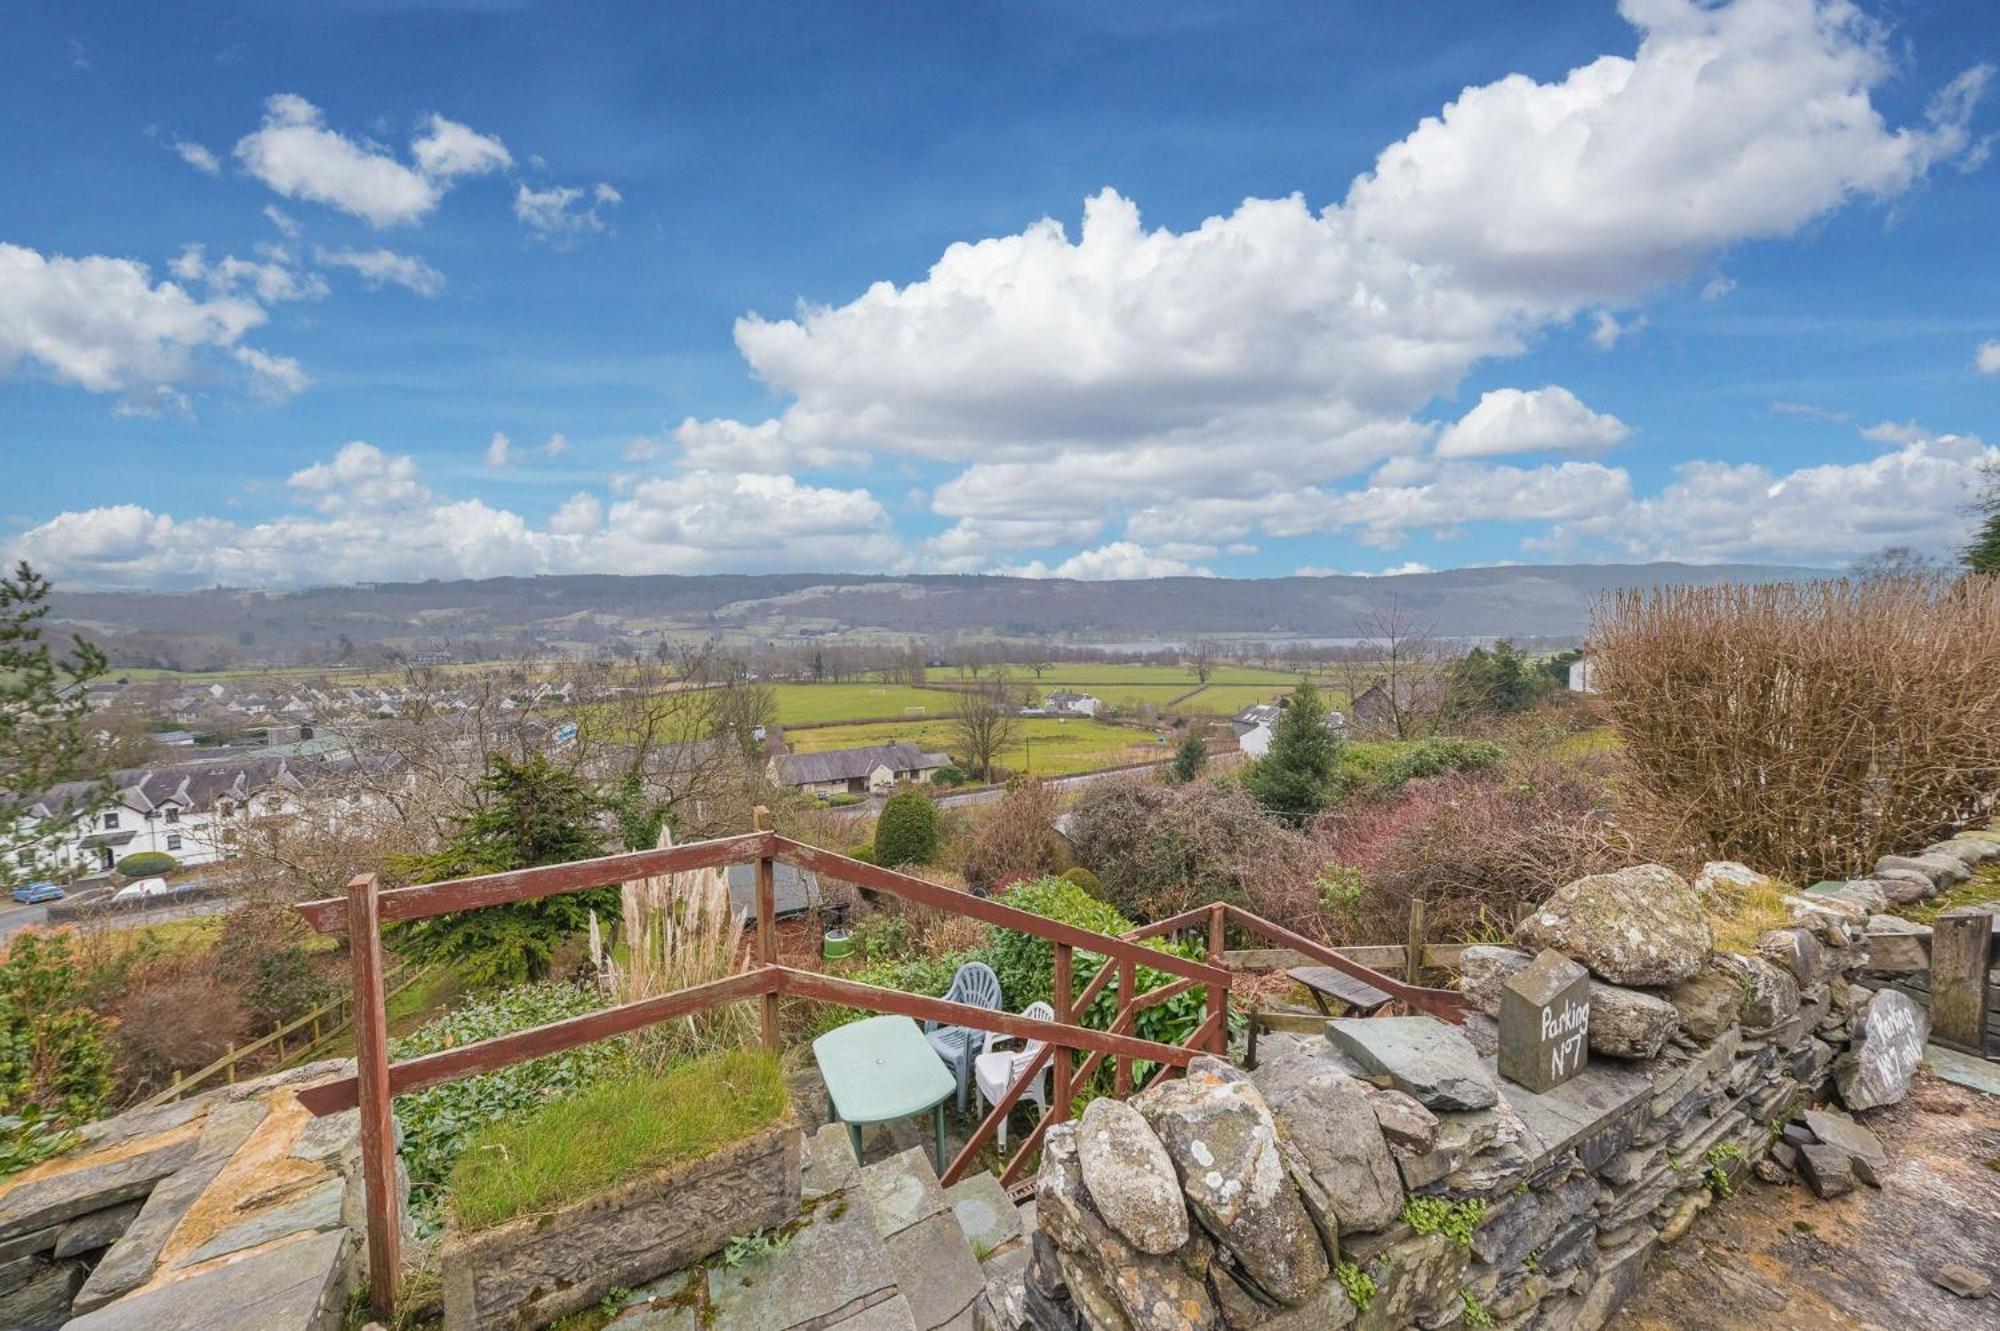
[1206,903,1228,1054]
[1114,958,1134,1096]
[1931,908,1994,1053]
[1406,898,1427,985]
[753,806,779,1053]
[1052,943,1074,1123]
[348,872,401,1320]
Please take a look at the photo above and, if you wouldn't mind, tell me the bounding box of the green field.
[934,663,1308,688]
[1171,682,1355,716]
[785,715,1163,778]
[769,683,951,726]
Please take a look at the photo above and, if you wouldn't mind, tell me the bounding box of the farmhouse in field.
[1040,690,1101,717]
[767,743,951,796]
[1349,676,1445,732]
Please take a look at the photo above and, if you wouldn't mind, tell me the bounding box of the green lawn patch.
[785,715,1159,777]
[448,1049,787,1233]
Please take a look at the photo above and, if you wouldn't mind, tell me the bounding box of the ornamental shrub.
[1060,866,1100,896]
[115,851,177,878]
[1371,737,1505,791]
[874,789,940,867]
[0,932,112,1177]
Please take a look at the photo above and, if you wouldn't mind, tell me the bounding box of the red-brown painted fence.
[294,821,1443,1317]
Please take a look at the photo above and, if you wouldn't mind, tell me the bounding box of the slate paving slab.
[829,1294,920,1331]
[861,1146,949,1238]
[60,1229,348,1331]
[1324,1015,1499,1111]
[178,1177,344,1267]
[0,1132,199,1242]
[883,1210,985,1330]
[940,1172,1020,1260]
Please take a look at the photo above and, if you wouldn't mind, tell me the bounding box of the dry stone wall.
[0,1060,388,1331]
[986,835,1981,1331]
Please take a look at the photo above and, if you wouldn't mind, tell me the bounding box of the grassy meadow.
[784,714,1164,778]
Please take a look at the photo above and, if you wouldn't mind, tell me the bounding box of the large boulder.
[1833,988,1929,1111]
[1875,853,1970,889]
[1037,1123,1217,1331]
[1457,946,1678,1058]
[1077,1099,1189,1256]
[1323,1017,1497,1112]
[1514,865,1712,986]
[1132,1057,1329,1306]
[1692,861,1781,903]
[1250,1054,1403,1236]
[1928,837,2000,867]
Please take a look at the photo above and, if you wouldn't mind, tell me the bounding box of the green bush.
[805,949,982,1040]
[392,982,629,1229]
[0,932,111,1177]
[983,876,1222,1055]
[1372,738,1505,791]
[843,842,878,865]
[115,851,177,877]
[449,1050,786,1233]
[933,764,968,787]
[874,789,940,867]
[1060,866,1101,896]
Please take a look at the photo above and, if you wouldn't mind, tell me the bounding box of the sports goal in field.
[904,706,927,717]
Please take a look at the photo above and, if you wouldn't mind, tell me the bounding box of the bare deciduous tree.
[951,681,1018,782]
[1340,597,1451,738]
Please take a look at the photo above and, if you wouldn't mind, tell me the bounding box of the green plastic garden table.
[813,1014,957,1173]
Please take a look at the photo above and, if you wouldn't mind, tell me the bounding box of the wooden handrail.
[296,832,775,933]
[299,968,780,1115]
[1223,904,1471,1023]
[774,840,1231,987]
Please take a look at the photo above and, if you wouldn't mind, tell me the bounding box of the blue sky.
[1,0,1996,588]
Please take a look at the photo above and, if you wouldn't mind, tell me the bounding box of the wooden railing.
[292,816,1463,1317]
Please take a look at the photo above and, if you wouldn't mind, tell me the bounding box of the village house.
[1230,698,1348,758]
[767,743,951,797]
[1349,675,1446,733]
[1039,690,1101,717]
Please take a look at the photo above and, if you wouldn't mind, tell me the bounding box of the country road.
[828,750,1245,818]
[0,891,234,939]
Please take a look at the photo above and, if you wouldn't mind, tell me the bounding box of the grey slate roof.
[772,744,950,786]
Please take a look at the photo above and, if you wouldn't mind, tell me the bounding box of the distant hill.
[48,563,1825,667]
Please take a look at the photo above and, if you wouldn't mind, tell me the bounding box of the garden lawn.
[448,1049,786,1232]
[785,716,1162,777]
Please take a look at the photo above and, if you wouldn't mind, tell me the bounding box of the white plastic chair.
[925,962,1003,1112]
[974,1000,1055,1149]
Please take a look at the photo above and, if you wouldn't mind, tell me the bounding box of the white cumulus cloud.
[409,114,512,180]
[514,182,621,241]
[1436,386,1631,459]
[1978,339,2000,374]
[175,140,221,175]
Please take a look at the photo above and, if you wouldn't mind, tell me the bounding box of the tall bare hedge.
[1592,575,2000,881]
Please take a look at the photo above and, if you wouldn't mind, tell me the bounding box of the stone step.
[940,1172,1023,1266]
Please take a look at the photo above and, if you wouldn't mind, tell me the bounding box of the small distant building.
[1041,691,1101,717]
[1350,677,1445,733]
[767,743,952,797]
[1231,698,1346,758]
[1568,658,1597,694]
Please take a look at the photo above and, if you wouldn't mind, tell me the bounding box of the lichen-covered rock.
[1712,952,1800,1030]
[1250,1054,1402,1236]
[1132,1058,1329,1306]
[1665,962,1741,1043]
[1833,988,1928,1111]
[1756,927,1834,987]
[1458,945,1676,1058]
[1585,982,1680,1059]
[1928,836,2000,867]
[1077,1098,1189,1256]
[1356,1230,1468,1331]
[1514,865,1712,986]
[1692,861,1781,903]
[1037,1123,1217,1331]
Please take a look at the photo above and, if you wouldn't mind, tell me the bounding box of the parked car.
[111,877,172,903]
[9,881,64,905]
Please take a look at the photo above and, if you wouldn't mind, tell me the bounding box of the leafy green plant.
[1168,733,1208,785]
[1704,1142,1746,1197]
[1314,862,1364,913]
[1334,1260,1375,1312]
[1371,738,1505,791]
[394,981,629,1229]
[0,932,111,1180]
[720,1225,794,1269]
[843,842,878,865]
[1460,1289,1495,1328]
[1402,1196,1486,1249]
[1060,866,1100,896]
[115,850,178,877]
[874,789,940,867]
